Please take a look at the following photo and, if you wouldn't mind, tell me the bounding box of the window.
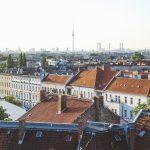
[105,94,107,101]
[73,90,76,96]
[130,111,133,119]
[114,109,117,114]
[115,96,117,101]
[88,92,90,98]
[124,110,127,118]
[36,131,42,137]
[118,96,120,103]
[130,98,133,105]
[91,92,93,98]
[125,97,127,103]
[110,94,112,100]
[138,99,141,104]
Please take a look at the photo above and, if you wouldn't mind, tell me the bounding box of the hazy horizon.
[0,0,150,51]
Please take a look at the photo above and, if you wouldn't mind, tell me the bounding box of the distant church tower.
[72,29,75,51]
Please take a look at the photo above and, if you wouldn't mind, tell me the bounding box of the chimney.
[78,66,80,73]
[94,96,103,122]
[57,94,67,114]
[40,90,46,102]
[18,119,26,144]
[101,64,110,72]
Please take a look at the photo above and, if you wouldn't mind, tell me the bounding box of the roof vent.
[137,85,140,88]
[114,134,121,142]
[65,135,73,142]
[36,131,43,137]
[138,131,145,137]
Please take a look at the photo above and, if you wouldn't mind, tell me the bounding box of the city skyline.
[0,0,150,50]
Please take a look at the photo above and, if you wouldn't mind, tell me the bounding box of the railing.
[106,99,122,104]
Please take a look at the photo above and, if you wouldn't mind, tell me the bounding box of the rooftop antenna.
[72,26,75,51]
[109,42,111,55]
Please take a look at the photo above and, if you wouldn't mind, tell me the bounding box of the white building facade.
[70,86,96,99]
[104,91,148,122]
[11,75,41,109]
[42,74,73,95]
[103,77,150,122]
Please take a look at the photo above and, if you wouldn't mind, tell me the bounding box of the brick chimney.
[40,90,46,102]
[57,94,67,114]
[101,64,110,72]
[18,119,26,144]
[94,96,103,122]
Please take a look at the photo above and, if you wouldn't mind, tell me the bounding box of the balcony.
[106,99,122,104]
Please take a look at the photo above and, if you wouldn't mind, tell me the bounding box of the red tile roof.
[19,96,93,123]
[43,74,71,84]
[70,66,118,90]
[106,77,150,96]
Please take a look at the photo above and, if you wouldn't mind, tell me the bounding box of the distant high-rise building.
[97,43,102,51]
[120,42,124,51]
[72,29,75,51]
[109,43,111,51]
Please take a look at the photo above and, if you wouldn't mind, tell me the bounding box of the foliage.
[4,96,22,107]
[0,56,7,61]
[90,53,98,57]
[108,55,115,60]
[148,95,150,104]
[132,52,144,60]
[18,53,23,67]
[41,56,46,68]
[22,53,27,67]
[0,106,9,120]
[133,103,147,115]
[6,54,14,68]
[4,118,12,121]
[18,53,27,68]
[0,63,6,68]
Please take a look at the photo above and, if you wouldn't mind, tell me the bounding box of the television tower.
[72,28,75,51]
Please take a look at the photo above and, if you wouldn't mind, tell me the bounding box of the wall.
[42,82,66,94]
[71,86,96,99]
[11,75,41,109]
[103,91,148,122]
[0,74,11,98]
[74,96,120,124]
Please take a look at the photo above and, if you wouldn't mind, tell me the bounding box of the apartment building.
[0,74,11,98]
[11,75,41,109]
[68,66,119,99]
[104,77,150,122]
[41,74,73,95]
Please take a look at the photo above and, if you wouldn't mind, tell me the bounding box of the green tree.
[0,63,6,68]
[108,55,115,60]
[41,56,46,68]
[4,96,22,107]
[133,103,147,115]
[0,106,9,120]
[22,53,27,67]
[90,53,97,57]
[18,53,23,68]
[6,54,14,68]
[132,52,144,60]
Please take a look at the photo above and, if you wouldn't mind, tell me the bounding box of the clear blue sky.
[0,0,150,50]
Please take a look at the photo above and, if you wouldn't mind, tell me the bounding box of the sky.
[0,0,150,51]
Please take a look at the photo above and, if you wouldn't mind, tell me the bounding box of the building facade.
[68,66,118,99]
[42,74,73,95]
[0,74,11,98]
[104,77,150,122]
[11,75,41,109]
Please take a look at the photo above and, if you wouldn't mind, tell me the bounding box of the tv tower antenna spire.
[72,26,75,51]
